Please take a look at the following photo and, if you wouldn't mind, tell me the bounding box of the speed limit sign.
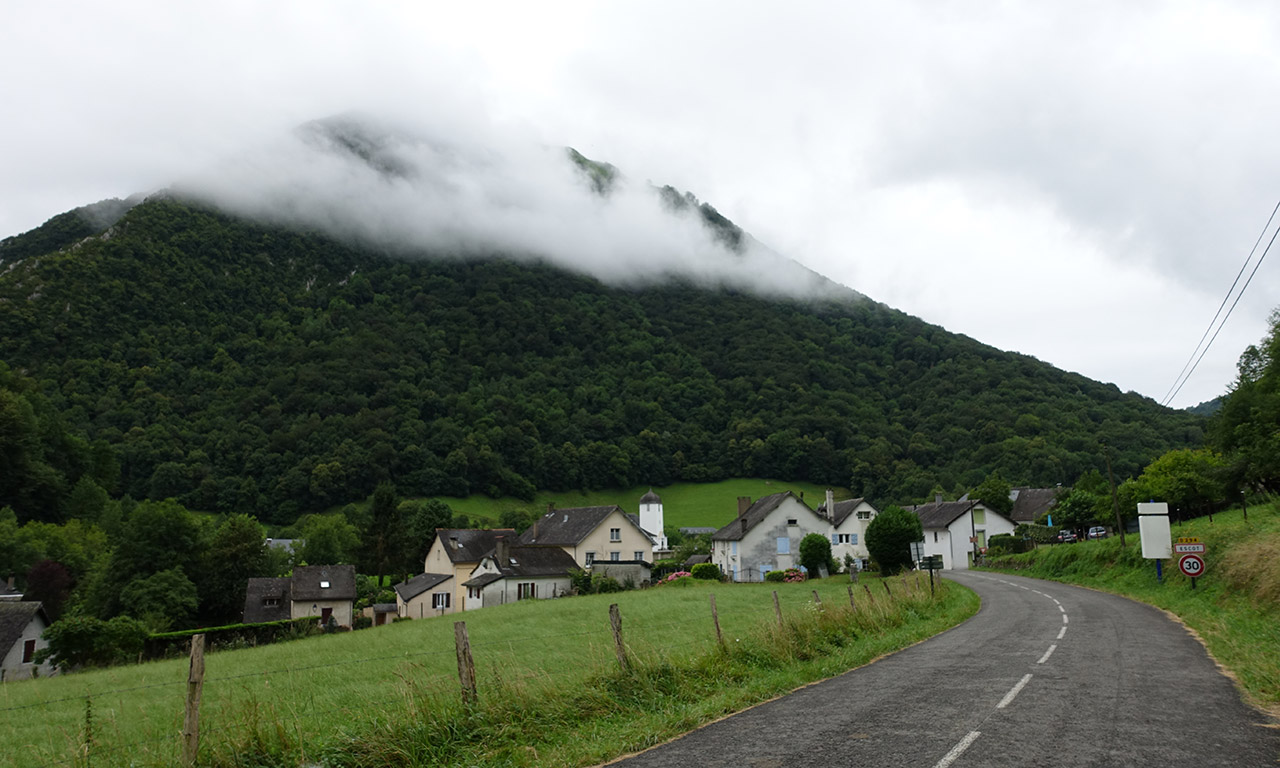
[1178,554,1205,578]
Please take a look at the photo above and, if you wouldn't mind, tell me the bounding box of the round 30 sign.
[1178,554,1205,578]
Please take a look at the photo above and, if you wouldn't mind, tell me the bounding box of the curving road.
[607,571,1280,767]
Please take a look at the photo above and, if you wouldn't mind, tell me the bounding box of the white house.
[420,528,516,614]
[638,489,668,552]
[912,497,1016,570]
[710,492,831,582]
[462,538,579,608]
[393,572,454,619]
[0,602,57,681]
[815,489,879,569]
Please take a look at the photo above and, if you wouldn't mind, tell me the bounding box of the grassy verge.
[982,503,1280,715]
[0,574,976,768]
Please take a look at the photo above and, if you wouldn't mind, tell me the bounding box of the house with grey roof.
[0,602,56,681]
[393,572,454,619]
[422,529,516,614]
[1009,487,1059,524]
[462,537,580,608]
[518,505,654,570]
[710,492,830,582]
[912,496,1016,570]
[815,489,880,568]
[242,564,357,628]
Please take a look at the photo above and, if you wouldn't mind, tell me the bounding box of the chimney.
[935,493,944,505]
[532,519,539,540]
[737,496,751,516]
[825,489,835,520]
[547,502,555,514]
[739,518,747,536]
[450,536,459,552]
[495,535,509,565]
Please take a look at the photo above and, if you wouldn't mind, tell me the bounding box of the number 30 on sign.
[1178,554,1205,578]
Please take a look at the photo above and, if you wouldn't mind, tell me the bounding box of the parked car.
[1056,529,1077,543]
[1088,526,1108,539]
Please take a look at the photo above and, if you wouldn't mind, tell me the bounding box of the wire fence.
[3,577,939,768]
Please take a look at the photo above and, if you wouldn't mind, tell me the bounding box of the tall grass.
[983,503,1280,715]
[0,575,976,768]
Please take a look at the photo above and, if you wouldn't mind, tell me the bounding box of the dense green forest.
[1,197,1204,528]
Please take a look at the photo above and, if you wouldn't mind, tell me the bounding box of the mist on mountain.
[176,114,849,301]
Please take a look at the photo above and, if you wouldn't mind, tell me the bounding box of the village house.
[815,489,880,570]
[242,564,357,628]
[0,602,56,682]
[710,491,831,582]
[913,496,1016,570]
[462,536,580,608]
[517,505,653,569]
[1009,486,1059,524]
[393,572,454,619]
[420,528,516,614]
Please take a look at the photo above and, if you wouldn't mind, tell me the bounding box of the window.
[786,518,797,526]
[776,537,790,554]
[468,587,480,600]
[857,510,872,520]
[22,639,35,664]
[432,592,451,610]
[320,580,330,589]
[973,509,986,525]
[585,551,595,565]
[634,551,645,561]
[933,531,939,542]
[263,597,280,608]
[610,551,620,561]
[836,534,851,544]
[610,528,621,541]
[517,582,536,600]
[731,541,738,556]
[759,564,770,580]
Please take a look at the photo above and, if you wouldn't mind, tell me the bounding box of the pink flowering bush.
[782,568,806,583]
[659,571,693,586]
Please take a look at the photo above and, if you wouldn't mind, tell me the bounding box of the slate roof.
[816,497,875,526]
[912,501,989,530]
[436,529,516,563]
[242,577,291,624]
[711,492,807,542]
[394,572,452,602]
[1009,487,1058,523]
[684,553,711,566]
[291,565,357,602]
[483,545,580,578]
[0,602,47,659]
[679,527,718,536]
[371,603,398,614]
[0,580,22,600]
[640,489,661,504]
[463,573,504,588]
[518,507,649,547]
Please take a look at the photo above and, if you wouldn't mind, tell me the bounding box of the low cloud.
[179,113,848,302]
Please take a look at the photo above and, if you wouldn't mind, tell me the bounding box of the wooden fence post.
[847,585,856,611]
[772,590,783,629]
[181,634,205,767]
[454,621,477,707]
[811,590,822,606]
[882,581,893,599]
[710,594,725,650]
[609,603,628,673]
[863,584,876,605]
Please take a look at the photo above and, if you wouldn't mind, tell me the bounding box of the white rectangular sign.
[1137,503,1172,559]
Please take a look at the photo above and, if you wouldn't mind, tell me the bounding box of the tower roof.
[640,488,661,504]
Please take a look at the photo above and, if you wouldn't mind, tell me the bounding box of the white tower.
[638,489,668,552]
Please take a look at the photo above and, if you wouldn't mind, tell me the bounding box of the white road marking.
[993,675,1034,711]
[1063,614,1069,624]
[1057,626,1066,640]
[1037,645,1057,664]
[933,730,982,768]
[1058,605,1066,613]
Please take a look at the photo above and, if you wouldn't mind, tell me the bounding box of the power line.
[1160,200,1280,407]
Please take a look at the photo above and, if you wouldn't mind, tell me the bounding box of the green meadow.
[0,573,975,768]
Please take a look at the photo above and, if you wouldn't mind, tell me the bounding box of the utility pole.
[1102,439,1127,547]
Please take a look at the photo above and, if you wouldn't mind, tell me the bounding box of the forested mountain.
[1,185,1203,526]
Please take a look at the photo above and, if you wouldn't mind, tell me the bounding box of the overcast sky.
[3,2,1279,409]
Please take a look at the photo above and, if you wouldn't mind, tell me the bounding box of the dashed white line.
[1057,626,1066,640]
[1058,605,1066,613]
[997,674,1033,709]
[1063,614,1069,625]
[1037,644,1057,664]
[933,730,982,768]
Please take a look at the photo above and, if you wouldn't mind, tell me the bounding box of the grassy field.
[397,478,850,529]
[0,573,975,768]
[982,502,1280,716]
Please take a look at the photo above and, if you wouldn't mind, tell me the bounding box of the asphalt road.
[606,570,1280,767]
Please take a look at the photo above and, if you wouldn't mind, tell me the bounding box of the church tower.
[638,489,668,552]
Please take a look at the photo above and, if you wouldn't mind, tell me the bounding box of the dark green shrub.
[798,533,834,576]
[866,506,923,575]
[764,570,786,582]
[690,563,722,580]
